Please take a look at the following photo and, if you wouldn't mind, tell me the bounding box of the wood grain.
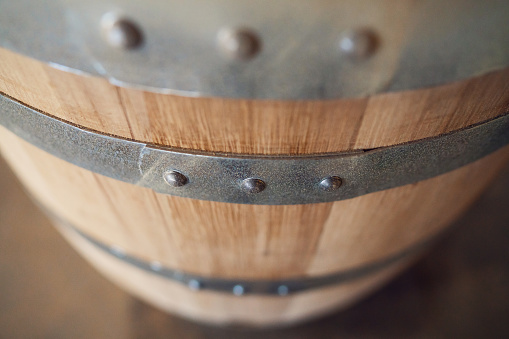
[2,46,509,325]
[0,47,508,155]
[58,219,414,326]
[3,149,509,334]
[1,128,508,280]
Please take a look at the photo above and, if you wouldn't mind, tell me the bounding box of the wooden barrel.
[0,0,508,326]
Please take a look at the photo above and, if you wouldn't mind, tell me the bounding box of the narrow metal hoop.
[1,93,508,205]
[55,217,430,296]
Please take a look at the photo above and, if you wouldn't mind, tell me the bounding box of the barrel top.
[0,0,508,99]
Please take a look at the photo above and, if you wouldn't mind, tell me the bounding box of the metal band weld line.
[0,92,508,205]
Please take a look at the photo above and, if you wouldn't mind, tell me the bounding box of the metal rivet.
[217,28,261,60]
[102,13,143,49]
[319,176,343,191]
[188,279,201,291]
[163,170,188,187]
[277,285,289,296]
[232,284,245,296]
[149,261,162,271]
[339,29,377,59]
[241,178,266,194]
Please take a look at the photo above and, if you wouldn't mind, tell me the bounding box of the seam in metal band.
[54,218,430,296]
[1,93,508,205]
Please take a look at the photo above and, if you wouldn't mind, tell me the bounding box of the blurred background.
[1,153,508,339]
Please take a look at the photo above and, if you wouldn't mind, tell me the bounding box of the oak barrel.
[0,0,508,326]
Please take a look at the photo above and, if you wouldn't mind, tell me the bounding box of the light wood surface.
[1,129,508,281]
[1,138,506,325]
[3,153,509,337]
[0,47,508,155]
[1,47,509,324]
[57,219,413,326]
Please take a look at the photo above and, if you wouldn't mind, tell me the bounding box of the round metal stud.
[277,285,289,296]
[339,29,377,59]
[241,178,266,194]
[232,284,245,296]
[319,176,343,192]
[188,279,202,291]
[163,170,188,187]
[217,27,261,60]
[101,13,143,49]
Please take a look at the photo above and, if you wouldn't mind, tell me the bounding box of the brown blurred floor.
[1,154,509,339]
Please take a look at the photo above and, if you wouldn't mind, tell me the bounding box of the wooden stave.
[56,218,417,327]
[0,47,508,155]
[1,48,509,324]
[1,129,508,324]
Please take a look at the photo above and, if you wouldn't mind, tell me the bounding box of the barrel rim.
[1,91,508,205]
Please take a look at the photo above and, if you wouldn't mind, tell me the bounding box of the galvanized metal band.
[1,92,508,205]
[0,0,508,99]
[54,217,429,296]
